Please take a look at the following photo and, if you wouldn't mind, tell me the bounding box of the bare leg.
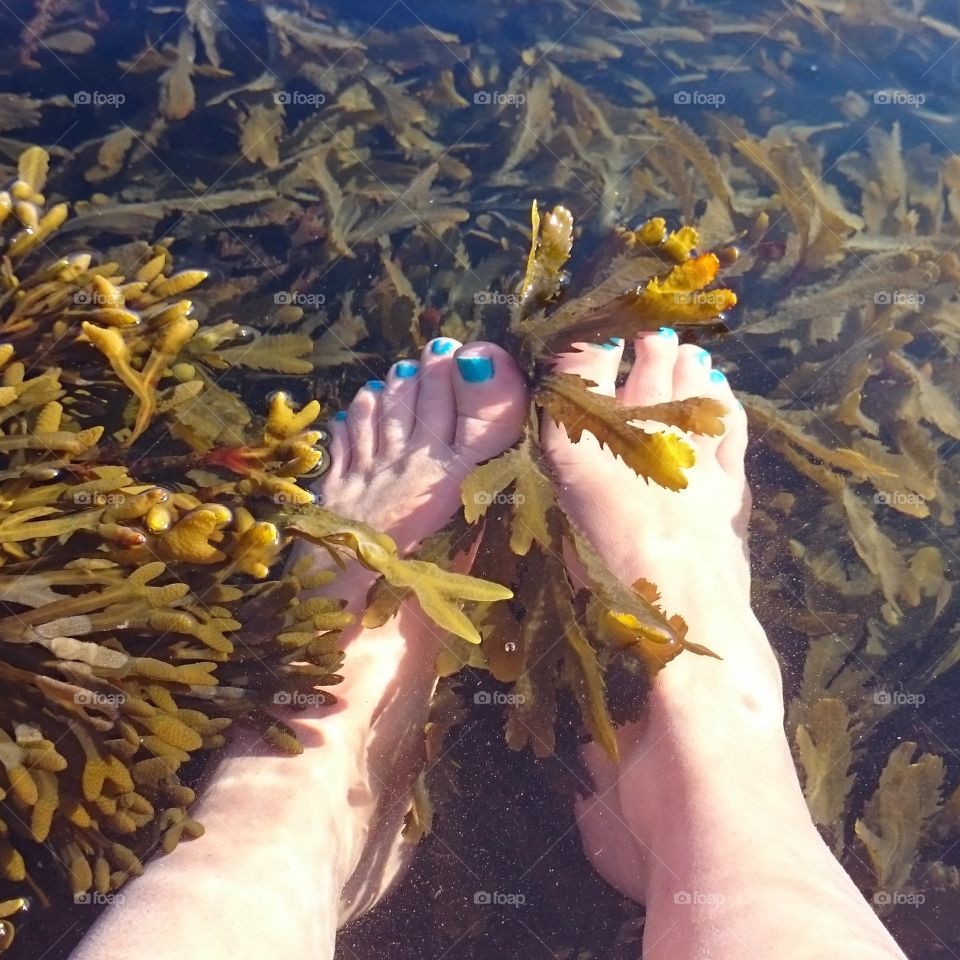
[542,331,907,960]
[70,338,527,960]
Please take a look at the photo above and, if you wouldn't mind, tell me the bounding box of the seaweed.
[0,144,510,950]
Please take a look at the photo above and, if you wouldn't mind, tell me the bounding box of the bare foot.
[69,338,527,960]
[541,330,784,903]
[307,336,527,920]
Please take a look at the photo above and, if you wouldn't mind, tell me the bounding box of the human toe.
[672,343,714,397]
[344,380,384,472]
[452,343,527,460]
[320,411,350,485]
[410,337,461,448]
[550,339,624,397]
[378,359,420,458]
[620,327,679,406]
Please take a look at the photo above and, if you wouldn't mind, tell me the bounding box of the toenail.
[597,339,619,350]
[709,369,726,383]
[334,410,348,421]
[430,338,455,356]
[658,326,676,337]
[395,360,418,378]
[736,399,744,410]
[366,380,385,391]
[456,355,494,382]
[697,348,711,365]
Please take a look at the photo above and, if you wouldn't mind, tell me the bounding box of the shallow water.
[2,0,960,957]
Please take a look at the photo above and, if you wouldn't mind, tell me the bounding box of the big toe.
[451,343,527,461]
[550,339,624,397]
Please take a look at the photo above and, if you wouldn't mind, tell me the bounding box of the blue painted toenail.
[334,410,347,421]
[395,360,418,378]
[456,355,494,382]
[366,380,385,391]
[697,348,711,365]
[430,338,455,355]
[609,337,624,345]
[709,369,726,383]
[658,326,676,337]
[598,340,618,350]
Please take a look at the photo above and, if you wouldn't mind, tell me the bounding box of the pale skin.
[70,332,907,960]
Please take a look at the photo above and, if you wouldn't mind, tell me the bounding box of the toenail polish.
[430,338,455,356]
[598,339,619,350]
[456,355,494,383]
[709,369,726,383]
[697,348,711,365]
[395,360,418,378]
[334,410,347,421]
[366,380,385,391]
[658,326,676,337]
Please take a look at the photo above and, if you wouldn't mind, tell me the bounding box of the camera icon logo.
[74,91,91,105]
[273,691,293,706]
[474,891,491,905]
[474,91,492,104]
[673,91,691,104]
